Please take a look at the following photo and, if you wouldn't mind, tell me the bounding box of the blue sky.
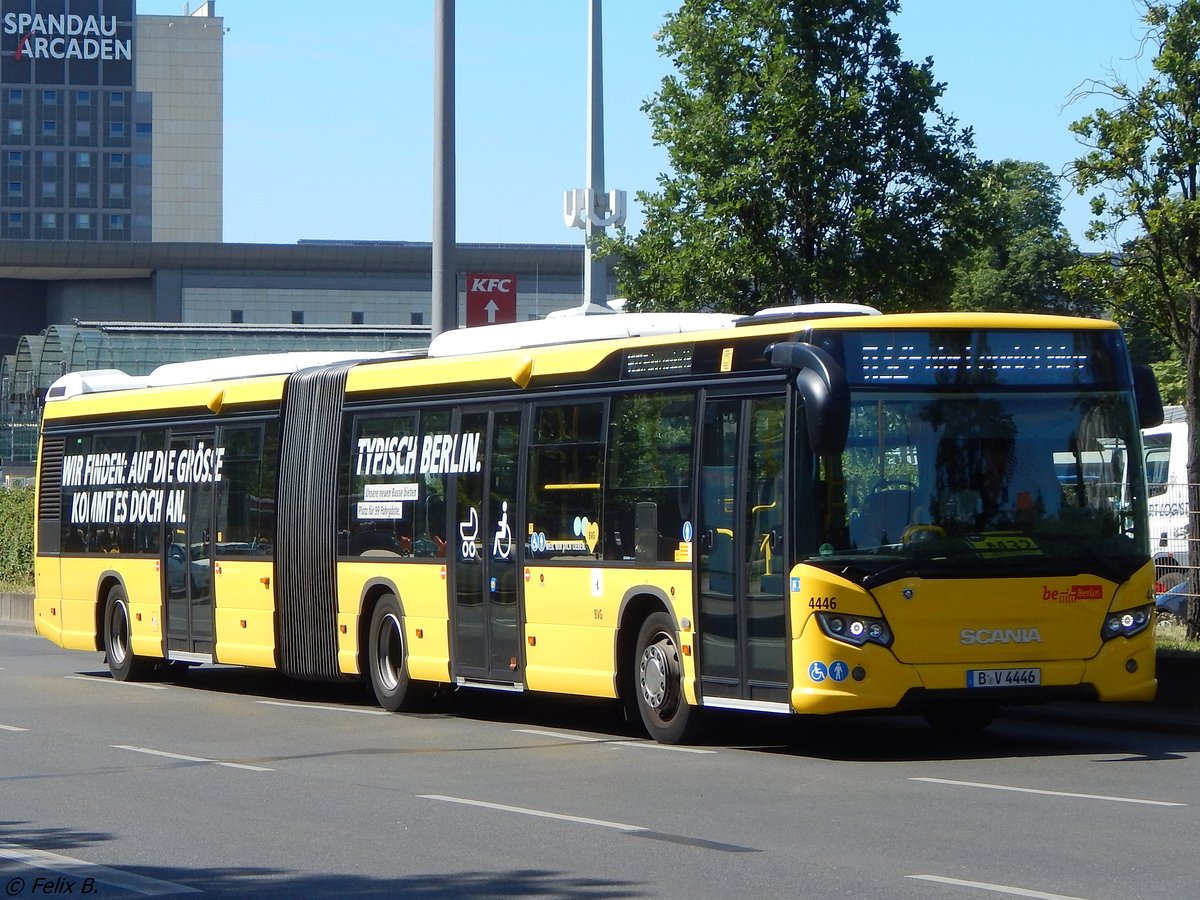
[137,1,1153,249]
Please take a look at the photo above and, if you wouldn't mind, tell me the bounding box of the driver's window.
[844,401,920,548]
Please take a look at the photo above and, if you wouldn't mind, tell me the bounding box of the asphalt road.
[2,631,1198,899]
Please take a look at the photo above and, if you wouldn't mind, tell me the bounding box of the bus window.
[414,409,450,557]
[347,412,419,557]
[86,433,136,554]
[135,429,165,554]
[216,422,277,554]
[527,401,606,560]
[60,433,91,552]
[844,402,921,548]
[58,429,168,555]
[604,392,695,563]
[340,409,450,559]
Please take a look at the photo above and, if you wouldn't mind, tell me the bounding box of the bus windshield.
[814,390,1148,581]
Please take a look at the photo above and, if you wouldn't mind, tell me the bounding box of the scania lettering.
[960,628,1044,645]
[33,308,1162,743]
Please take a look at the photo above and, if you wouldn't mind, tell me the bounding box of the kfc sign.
[466,273,517,327]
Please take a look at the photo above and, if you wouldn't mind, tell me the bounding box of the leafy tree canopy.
[1066,0,1200,634]
[605,0,978,314]
[1066,1,1200,376]
[950,159,1097,317]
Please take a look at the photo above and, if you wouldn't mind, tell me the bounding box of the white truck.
[1144,406,1191,578]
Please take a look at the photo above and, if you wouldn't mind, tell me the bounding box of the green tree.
[606,0,977,314]
[950,160,1098,316]
[1066,0,1200,634]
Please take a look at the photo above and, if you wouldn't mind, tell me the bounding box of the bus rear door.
[164,430,216,660]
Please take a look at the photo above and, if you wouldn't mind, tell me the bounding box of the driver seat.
[852,488,913,547]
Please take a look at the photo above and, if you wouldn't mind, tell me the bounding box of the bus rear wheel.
[103,586,152,682]
[367,594,431,712]
[633,612,699,744]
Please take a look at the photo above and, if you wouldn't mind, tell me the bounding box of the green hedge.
[0,485,34,588]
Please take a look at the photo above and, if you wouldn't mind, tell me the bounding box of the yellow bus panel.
[335,562,452,682]
[213,558,276,668]
[523,565,697,699]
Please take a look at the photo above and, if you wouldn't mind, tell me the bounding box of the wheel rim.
[108,598,129,665]
[639,632,680,718]
[375,612,404,692]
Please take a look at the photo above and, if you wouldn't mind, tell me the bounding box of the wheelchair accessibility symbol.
[493,499,513,559]
[808,661,828,683]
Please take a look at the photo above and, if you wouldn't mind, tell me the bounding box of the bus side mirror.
[1132,364,1164,429]
[766,342,850,457]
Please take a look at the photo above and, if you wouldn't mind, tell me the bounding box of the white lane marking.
[66,674,168,690]
[421,793,646,832]
[911,777,1184,807]
[907,874,1092,899]
[0,723,29,732]
[0,839,200,895]
[514,728,717,754]
[257,699,391,716]
[112,744,274,772]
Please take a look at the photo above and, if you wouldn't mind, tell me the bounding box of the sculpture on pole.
[562,0,626,313]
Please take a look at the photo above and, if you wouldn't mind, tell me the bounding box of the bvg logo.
[469,277,513,293]
[1042,584,1104,603]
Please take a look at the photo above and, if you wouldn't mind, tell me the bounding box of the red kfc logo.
[466,273,517,327]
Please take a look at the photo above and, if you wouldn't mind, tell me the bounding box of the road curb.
[0,591,34,634]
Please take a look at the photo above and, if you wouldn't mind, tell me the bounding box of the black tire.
[923,702,998,734]
[103,586,152,682]
[367,593,431,712]
[632,611,699,744]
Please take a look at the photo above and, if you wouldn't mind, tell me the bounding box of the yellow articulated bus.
[34,305,1164,742]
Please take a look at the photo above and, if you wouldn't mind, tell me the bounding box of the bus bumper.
[789,632,1157,714]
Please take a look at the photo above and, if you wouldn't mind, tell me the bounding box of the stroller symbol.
[459,507,479,559]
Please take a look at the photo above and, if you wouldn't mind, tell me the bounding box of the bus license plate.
[967,668,1041,688]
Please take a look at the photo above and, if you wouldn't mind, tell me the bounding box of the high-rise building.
[0,0,222,242]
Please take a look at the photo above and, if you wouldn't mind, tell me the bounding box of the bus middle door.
[163,430,216,660]
[451,407,524,685]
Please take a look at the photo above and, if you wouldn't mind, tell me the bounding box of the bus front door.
[697,394,789,707]
[164,431,216,659]
[451,408,524,684]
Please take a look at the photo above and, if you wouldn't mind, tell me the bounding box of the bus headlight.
[1101,604,1154,641]
[817,613,893,648]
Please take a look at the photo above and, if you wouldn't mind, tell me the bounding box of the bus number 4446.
[809,596,836,610]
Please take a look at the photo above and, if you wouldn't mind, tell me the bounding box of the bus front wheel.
[103,586,152,682]
[633,612,699,744]
[367,594,431,712]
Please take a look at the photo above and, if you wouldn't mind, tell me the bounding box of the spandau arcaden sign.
[1,1,134,86]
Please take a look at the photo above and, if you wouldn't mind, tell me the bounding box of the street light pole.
[432,0,457,337]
